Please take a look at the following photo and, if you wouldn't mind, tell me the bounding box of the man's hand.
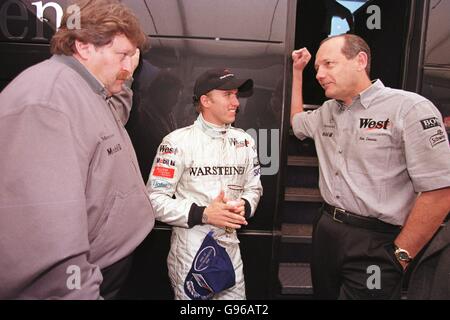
[292,48,311,72]
[290,48,311,125]
[224,198,246,217]
[203,191,248,229]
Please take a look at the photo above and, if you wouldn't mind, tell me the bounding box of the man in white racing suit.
[147,68,263,299]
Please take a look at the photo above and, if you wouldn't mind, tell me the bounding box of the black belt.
[323,203,401,233]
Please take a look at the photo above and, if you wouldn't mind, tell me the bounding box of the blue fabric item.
[184,231,236,300]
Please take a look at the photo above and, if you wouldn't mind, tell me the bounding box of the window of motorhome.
[331,0,368,35]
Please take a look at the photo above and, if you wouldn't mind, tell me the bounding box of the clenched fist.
[292,48,311,72]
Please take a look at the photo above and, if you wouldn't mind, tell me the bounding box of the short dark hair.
[321,34,371,76]
[51,0,149,55]
[193,100,201,113]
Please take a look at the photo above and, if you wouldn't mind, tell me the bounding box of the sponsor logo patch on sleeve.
[429,129,446,148]
[151,179,173,189]
[420,117,441,130]
[152,166,175,179]
[156,157,176,167]
[159,144,178,155]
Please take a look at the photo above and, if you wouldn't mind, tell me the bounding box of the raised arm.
[290,48,312,126]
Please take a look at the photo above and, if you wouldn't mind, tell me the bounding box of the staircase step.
[286,166,319,188]
[285,187,323,202]
[283,201,322,224]
[281,223,312,243]
[288,156,318,167]
[287,136,317,156]
[279,262,313,295]
[279,242,312,262]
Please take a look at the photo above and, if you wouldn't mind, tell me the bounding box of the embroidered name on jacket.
[189,166,245,176]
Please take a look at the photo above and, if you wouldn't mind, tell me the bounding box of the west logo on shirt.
[420,117,441,130]
[152,166,175,179]
[359,118,390,130]
[159,144,178,155]
[229,138,249,148]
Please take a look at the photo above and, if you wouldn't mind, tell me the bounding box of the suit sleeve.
[241,135,263,219]
[0,105,102,299]
[147,136,196,228]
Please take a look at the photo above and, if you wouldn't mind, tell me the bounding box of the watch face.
[398,251,409,261]
[395,248,412,262]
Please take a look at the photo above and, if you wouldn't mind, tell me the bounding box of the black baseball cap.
[193,68,253,102]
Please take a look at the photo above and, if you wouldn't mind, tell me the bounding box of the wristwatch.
[394,245,412,263]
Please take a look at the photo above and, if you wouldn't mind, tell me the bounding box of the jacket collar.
[51,54,110,99]
[195,113,230,138]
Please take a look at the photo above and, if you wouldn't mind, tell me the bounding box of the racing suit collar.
[196,113,230,138]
